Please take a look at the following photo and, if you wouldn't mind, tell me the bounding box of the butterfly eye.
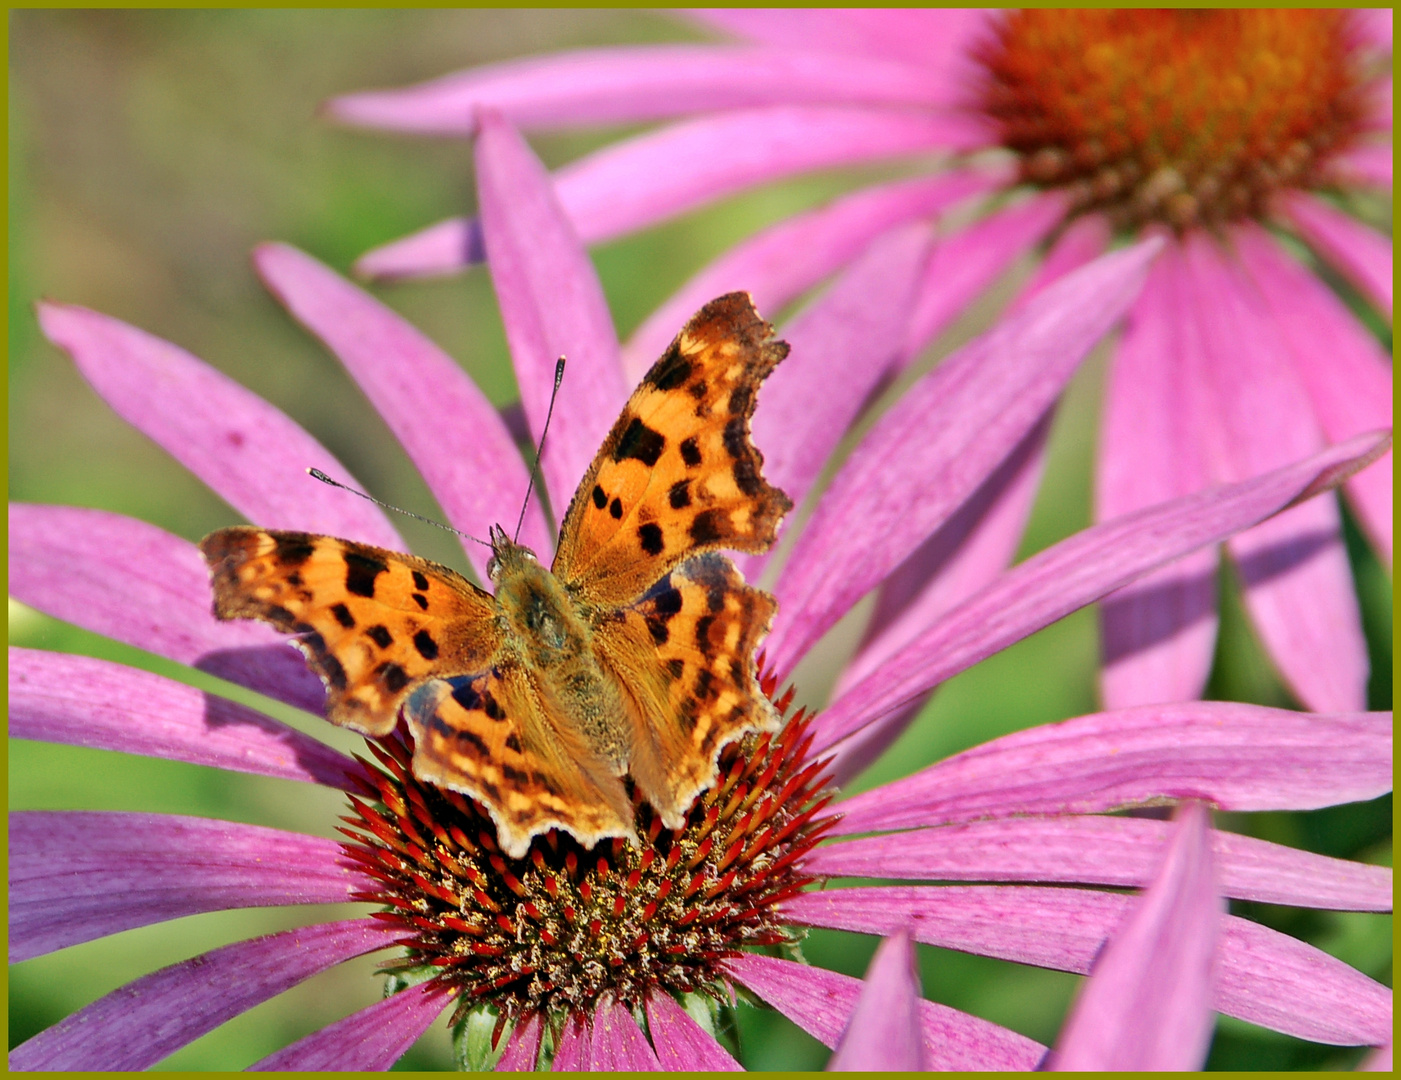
[486,555,501,581]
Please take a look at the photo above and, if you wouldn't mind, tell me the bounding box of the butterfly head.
[485,523,541,585]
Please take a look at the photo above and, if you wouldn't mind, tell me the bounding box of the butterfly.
[200,293,792,859]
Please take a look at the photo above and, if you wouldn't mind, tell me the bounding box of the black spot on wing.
[593,484,608,509]
[331,603,356,628]
[430,709,489,757]
[413,629,439,660]
[613,417,666,467]
[412,594,429,610]
[273,532,315,566]
[723,416,748,460]
[450,677,483,712]
[344,549,388,598]
[690,508,727,546]
[481,690,506,721]
[668,479,691,509]
[377,662,408,694]
[694,667,715,701]
[505,733,523,753]
[647,347,693,391]
[366,624,393,649]
[411,570,430,591]
[680,437,702,468]
[666,658,685,679]
[694,614,717,657]
[610,497,623,520]
[638,522,665,556]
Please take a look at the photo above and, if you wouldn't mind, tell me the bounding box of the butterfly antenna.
[514,356,567,543]
[306,468,492,550]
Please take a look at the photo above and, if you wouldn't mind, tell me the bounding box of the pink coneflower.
[10,116,1391,1070]
[333,9,1393,716]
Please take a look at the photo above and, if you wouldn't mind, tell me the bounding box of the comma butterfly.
[200,293,792,859]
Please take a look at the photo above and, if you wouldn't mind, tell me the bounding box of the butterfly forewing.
[553,292,792,606]
[200,527,499,735]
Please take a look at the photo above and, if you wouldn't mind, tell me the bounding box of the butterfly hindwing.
[592,553,781,827]
[200,526,499,735]
[553,292,792,605]
[405,666,637,859]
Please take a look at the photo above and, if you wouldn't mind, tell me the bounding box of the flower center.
[974,10,1382,230]
[338,680,834,1056]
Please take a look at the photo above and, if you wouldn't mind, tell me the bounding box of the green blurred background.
[9,10,1391,1070]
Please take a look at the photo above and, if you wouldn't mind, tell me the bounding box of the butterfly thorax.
[488,527,630,772]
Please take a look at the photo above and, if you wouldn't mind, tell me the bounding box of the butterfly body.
[201,293,791,859]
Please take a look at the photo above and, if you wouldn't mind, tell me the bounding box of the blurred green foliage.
[9,10,1390,1071]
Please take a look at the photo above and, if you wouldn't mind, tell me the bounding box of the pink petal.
[8,918,392,1071]
[9,648,351,788]
[496,1012,544,1071]
[587,996,662,1070]
[475,112,628,516]
[34,302,402,549]
[904,191,1068,353]
[723,953,1047,1070]
[1232,223,1393,561]
[813,431,1391,752]
[9,505,325,713]
[1097,239,1218,707]
[767,238,1162,679]
[1329,141,1393,188]
[784,885,1391,1044]
[750,220,934,516]
[1280,191,1393,319]
[10,811,353,962]
[328,46,956,133]
[804,815,1393,912]
[249,980,451,1071]
[621,170,1003,379]
[687,9,993,85]
[645,991,742,1071]
[1362,1042,1394,1070]
[828,703,1391,836]
[1051,804,1220,1071]
[1182,233,1367,710]
[823,418,1049,785]
[357,105,988,281]
[253,243,551,572]
[551,1012,589,1070]
[827,931,926,1071]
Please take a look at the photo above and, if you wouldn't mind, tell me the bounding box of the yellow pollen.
[975,10,1382,230]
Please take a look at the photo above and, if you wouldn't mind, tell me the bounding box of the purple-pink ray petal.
[475,112,628,514]
[10,811,353,962]
[687,9,993,83]
[1280,191,1393,319]
[551,1011,589,1071]
[496,1012,544,1071]
[813,431,1391,752]
[357,105,988,281]
[823,417,1049,785]
[1182,232,1367,711]
[1362,1042,1393,1070]
[1098,240,1218,707]
[1330,141,1393,188]
[904,191,1068,354]
[1232,223,1393,560]
[249,980,451,1071]
[586,995,662,1070]
[767,238,1162,679]
[783,885,1391,1044]
[621,170,1002,379]
[828,703,1391,836]
[827,930,926,1071]
[1051,804,1220,1071]
[8,918,393,1071]
[645,991,742,1071]
[34,302,401,549]
[723,953,1047,1070]
[804,815,1393,912]
[9,648,351,788]
[9,505,325,713]
[749,221,934,515]
[328,46,957,133]
[253,242,550,571]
